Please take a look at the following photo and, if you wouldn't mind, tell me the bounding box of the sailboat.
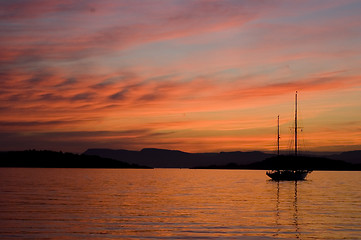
[266,91,312,181]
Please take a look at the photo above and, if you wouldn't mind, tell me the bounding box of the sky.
[1,0,361,153]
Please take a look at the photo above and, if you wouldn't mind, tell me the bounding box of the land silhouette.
[0,150,151,168]
[195,155,361,171]
[84,148,361,170]
[84,148,271,168]
[1,148,360,170]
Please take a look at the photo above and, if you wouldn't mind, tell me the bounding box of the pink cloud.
[1,1,361,153]
[0,0,268,65]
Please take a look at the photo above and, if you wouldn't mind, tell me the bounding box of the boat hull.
[266,170,311,181]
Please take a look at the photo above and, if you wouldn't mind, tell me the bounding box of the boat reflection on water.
[273,180,301,239]
[293,181,300,239]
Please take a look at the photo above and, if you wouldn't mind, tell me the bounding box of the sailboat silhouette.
[266,91,312,181]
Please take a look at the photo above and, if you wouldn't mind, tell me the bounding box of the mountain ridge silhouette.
[83,148,361,169]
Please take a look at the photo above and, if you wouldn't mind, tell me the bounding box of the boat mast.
[277,115,280,156]
[295,91,298,157]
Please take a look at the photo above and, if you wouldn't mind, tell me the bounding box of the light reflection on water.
[0,168,360,239]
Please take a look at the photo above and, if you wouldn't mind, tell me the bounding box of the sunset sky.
[1,0,361,153]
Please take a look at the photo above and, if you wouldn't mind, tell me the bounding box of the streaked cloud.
[1,0,361,153]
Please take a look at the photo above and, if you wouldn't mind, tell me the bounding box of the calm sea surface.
[0,168,360,239]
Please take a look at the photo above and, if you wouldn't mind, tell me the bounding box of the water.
[0,169,360,239]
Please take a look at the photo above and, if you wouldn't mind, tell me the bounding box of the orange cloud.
[1,1,361,153]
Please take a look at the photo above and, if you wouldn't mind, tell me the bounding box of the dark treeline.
[0,150,152,169]
[193,155,361,170]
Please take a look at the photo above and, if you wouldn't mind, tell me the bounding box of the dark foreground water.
[0,168,360,239]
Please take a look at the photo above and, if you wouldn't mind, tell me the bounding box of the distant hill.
[0,150,152,168]
[327,150,361,164]
[83,148,274,168]
[84,148,361,170]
